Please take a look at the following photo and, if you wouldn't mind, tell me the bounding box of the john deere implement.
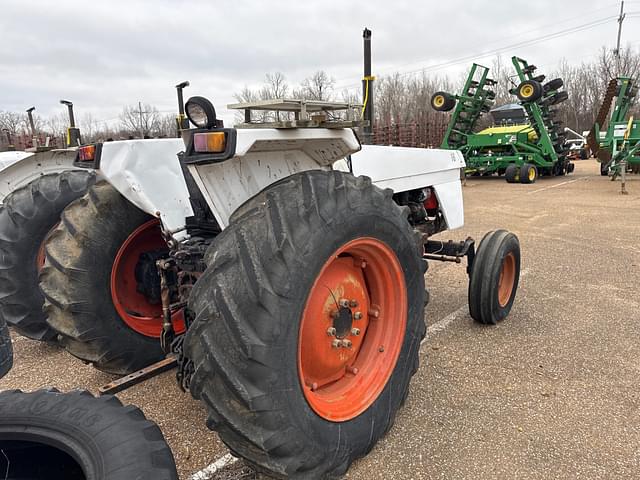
[587,76,640,178]
[431,56,574,183]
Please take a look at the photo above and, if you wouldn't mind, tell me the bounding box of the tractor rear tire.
[468,230,520,325]
[184,170,427,479]
[40,182,171,375]
[0,171,95,342]
[505,164,519,183]
[520,163,537,184]
[0,389,177,480]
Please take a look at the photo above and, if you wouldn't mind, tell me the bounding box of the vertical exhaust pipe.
[362,28,375,145]
[60,100,81,147]
[175,81,190,136]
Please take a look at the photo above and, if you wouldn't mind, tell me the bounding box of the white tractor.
[5,95,521,478]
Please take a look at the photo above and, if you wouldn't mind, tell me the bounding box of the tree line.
[2,45,640,151]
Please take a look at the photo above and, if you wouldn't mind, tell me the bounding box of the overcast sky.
[2,0,638,126]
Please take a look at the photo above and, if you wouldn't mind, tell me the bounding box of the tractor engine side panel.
[350,145,465,230]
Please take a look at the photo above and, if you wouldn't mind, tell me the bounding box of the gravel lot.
[2,159,639,479]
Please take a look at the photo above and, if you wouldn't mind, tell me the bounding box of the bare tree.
[0,111,25,135]
[119,103,161,138]
[298,71,335,101]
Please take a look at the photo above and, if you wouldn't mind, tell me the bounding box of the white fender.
[0,149,86,203]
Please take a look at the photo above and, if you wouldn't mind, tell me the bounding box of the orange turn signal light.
[78,145,95,161]
[193,132,226,153]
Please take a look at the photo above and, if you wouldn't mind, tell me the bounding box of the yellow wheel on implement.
[430,91,455,111]
[516,80,543,102]
[519,163,538,184]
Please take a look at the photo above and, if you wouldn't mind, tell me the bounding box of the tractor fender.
[0,149,91,203]
[97,139,194,241]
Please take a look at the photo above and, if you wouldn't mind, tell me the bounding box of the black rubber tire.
[0,311,12,379]
[505,164,519,183]
[468,230,521,325]
[0,171,96,342]
[548,91,569,105]
[0,389,177,480]
[543,78,564,92]
[40,181,166,375]
[184,170,427,479]
[520,163,537,184]
[600,163,609,176]
[516,80,544,102]
[431,91,456,112]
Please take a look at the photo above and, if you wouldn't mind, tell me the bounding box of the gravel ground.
[1,159,638,479]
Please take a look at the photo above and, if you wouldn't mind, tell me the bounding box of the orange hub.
[36,223,59,272]
[298,237,407,422]
[110,219,185,338]
[497,252,516,307]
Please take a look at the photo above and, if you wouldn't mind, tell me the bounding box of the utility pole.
[137,101,147,138]
[615,1,626,75]
[362,28,375,145]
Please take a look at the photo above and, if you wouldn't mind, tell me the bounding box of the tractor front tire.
[184,170,427,479]
[468,230,520,325]
[40,182,174,374]
[0,171,95,341]
[0,389,177,480]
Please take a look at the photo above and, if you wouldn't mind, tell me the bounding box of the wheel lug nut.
[326,327,336,337]
[346,365,359,375]
[369,308,380,319]
[339,299,349,308]
[351,328,360,336]
[354,312,362,320]
[342,339,352,348]
[349,299,358,308]
[332,339,341,348]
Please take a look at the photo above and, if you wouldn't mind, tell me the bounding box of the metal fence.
[372,118,448,148]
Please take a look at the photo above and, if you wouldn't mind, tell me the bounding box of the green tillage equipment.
[587,77,640,177]
[431,56,574,184]
[437,63,497,150]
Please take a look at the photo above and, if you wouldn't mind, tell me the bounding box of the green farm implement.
[431,56,574,184]
[587,76,640,181]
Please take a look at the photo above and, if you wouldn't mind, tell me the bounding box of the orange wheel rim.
[36,222,59,273]
[497,252,516,307]
[298,237,407,422]
[110,219,185,338]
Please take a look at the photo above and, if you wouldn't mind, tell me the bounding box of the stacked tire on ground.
[0,273,178,480]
